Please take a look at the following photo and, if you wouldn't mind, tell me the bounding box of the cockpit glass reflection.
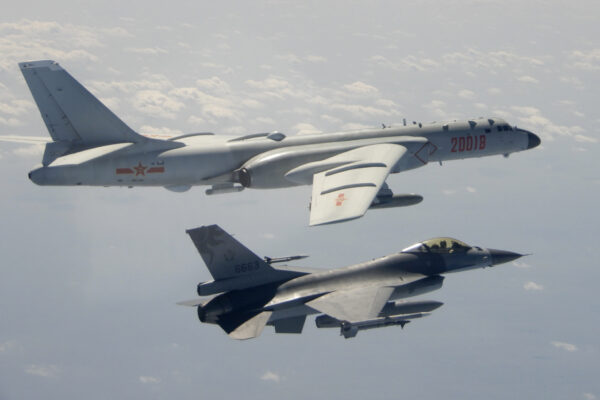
[402,237,471,253]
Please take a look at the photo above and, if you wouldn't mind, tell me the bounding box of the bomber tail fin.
[19,60,146,148]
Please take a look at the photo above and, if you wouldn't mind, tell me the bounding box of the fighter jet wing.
[306,286,395,323]
[0,135,51,144]
[309,143,407,226]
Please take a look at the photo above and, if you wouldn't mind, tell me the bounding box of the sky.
[0,0,599,399]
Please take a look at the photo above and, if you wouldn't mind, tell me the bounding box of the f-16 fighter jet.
[179,225,524,339]
[4,60,540,225]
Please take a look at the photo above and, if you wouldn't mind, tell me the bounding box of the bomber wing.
[308,143,408,226]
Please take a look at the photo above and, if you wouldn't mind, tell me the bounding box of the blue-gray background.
[1,1,598,399]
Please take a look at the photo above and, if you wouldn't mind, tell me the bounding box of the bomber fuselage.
[28,117,540,189]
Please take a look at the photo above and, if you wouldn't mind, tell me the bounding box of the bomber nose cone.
[488,249,523,266]
[527,132,541,149]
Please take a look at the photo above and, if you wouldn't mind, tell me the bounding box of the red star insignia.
[335,193,346,206]
[133,162,147,176]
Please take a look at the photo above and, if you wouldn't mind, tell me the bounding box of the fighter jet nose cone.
[488,249,523,266]
[527,132,541,149]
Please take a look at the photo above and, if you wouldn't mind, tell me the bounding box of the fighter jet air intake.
[178,225,524,339]
[1,60,541,225]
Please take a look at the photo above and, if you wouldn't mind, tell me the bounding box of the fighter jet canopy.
[402,237,472,254]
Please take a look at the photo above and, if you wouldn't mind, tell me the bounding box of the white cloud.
[0,20,102,71]
[245,77,291,91]
[442,189,456,196]
[343,81,379,95]
[241,99,263,109]
[90,74,173,94]
[195,77,231,95]
[369,54,439,71]
[126,47,168,55]
[423,100,448,118]
[330,104,393,118]
[466,186,477,193]
[139,376,161,384]
[252,116,276,126]
[305,55,327,63]
[262,233,275,239]
[0,340,17,353]
[458,89,475,100]
[0,99,35,116]
[551,341,578,352]
[574,134,598,143]
[511,106,585,142]
[583,393,597,400]
[321,114,342,125]
[341,122,373,131]
[512,261,531,268]
[442,49,545,69]
[524,281,543,291]
[139,125,183,136]
[260,371,280,383]
[25,364,60,378]
[517,75,539,84]
[488,87,502,95]
[568,49,600,70]
[0,116,22,127]
[187,115,207,127]
[132,90,185,119]
[376,99,399,108]
[294,123,322,135]
[12,144,44,157]
[560,76,584,88]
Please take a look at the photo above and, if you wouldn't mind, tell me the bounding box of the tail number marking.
[451,135,486,153]
[234,261,260,274]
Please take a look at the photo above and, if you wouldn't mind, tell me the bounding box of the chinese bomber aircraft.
[179,225,524,339]
[2,60,540,225]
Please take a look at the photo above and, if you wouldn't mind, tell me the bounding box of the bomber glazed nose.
[488,249,523,266]
[527,132,541,149]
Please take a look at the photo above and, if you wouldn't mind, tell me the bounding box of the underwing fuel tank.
[369,194,423,209]
[315,300,443,338]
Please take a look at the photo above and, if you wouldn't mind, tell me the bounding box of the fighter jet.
[179,225,524,339]
[2,60,541,225]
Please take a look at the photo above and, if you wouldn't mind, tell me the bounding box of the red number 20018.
[451,135,486,152]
